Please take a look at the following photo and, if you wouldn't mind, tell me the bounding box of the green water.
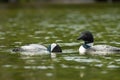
[0,4,120,80]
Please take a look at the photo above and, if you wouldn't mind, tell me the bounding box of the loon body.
[12,43,62,55]
[77,31,120,55]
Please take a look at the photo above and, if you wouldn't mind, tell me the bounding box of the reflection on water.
[0,5,120,80]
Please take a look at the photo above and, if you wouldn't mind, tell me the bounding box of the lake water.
[0,4,120,80]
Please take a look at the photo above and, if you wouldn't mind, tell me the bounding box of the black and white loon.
[77,31,120,55]
[12,43,62,56]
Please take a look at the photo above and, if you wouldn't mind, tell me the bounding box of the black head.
[77,31,94,44]
[47,43,62,53]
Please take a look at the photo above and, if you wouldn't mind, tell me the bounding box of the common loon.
[12,43,62,56]
[77,31,120,55]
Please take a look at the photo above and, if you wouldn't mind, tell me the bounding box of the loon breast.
[87,45,120,55]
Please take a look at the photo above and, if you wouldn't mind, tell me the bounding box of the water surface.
[0,4,120,80]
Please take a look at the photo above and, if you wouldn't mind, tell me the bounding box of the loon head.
[47,43,62,53]
[77,31,94,44]
[77,31,94,55]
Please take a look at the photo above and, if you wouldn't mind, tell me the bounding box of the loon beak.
[77,37,82,40]
[77,35,83,40]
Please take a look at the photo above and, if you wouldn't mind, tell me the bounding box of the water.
[0,4,120,80]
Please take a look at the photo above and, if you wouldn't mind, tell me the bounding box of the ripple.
[60,64,69,68]
[46,73,53,77]
[34,31,45,34]
[94,64,103,67]
[107,65,120,69]
[110,41,120,45]
[63,49,77,53]
[0,37,5,40]
[63,56,101,63]
[24,65,54,70]
[0,45,6,48]
[2,64,18,69]
[115,59,120,62]
[61,42,79,47]
[14,41,22,45]
[101,71,108,74]
[60,64,86,69]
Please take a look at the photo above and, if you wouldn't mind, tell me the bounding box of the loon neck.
[83,43,93,49]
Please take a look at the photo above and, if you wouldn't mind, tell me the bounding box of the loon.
[77,31,120,55]
[12,43,62,56]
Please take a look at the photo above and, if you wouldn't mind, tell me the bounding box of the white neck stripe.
[51,43,57,51]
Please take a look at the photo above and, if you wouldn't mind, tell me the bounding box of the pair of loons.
[13,31,120,55]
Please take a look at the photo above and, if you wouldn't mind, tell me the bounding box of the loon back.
[87,45,120,55]
[13,44,47,52]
